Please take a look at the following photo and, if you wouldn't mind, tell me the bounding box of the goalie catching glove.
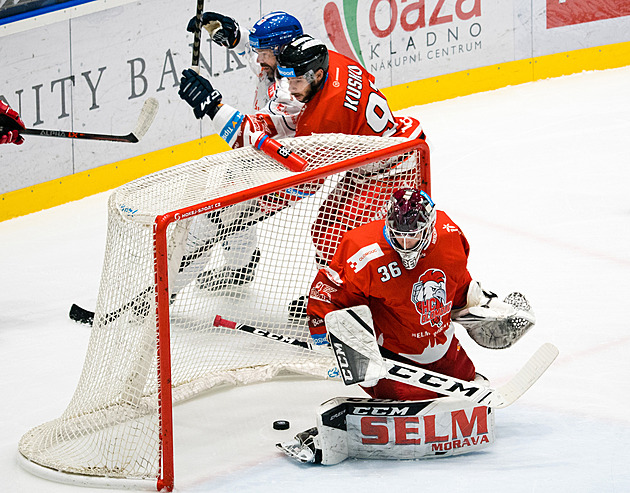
[453,281,536,349]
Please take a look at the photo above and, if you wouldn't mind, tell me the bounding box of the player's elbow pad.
[211,104,245,148]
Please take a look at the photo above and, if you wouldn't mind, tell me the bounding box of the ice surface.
[1,66,629,492]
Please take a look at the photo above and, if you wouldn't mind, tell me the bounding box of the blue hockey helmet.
[249,11,303,54]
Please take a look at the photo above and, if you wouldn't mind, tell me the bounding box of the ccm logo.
[333,342,354,383]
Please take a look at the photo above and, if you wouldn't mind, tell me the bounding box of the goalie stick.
[208,313,559,409]
[213,315,311,349]
[18,98,159,143]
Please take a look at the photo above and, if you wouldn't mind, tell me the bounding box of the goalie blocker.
[277,396,495,465]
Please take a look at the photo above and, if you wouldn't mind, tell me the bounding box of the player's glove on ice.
[178,69,223,119]
[0,100,25,145]
[186,12,240,48]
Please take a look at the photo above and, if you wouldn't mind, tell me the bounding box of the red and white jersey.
[307,211,472,365]
[295,51,424,140]
[211,50,424,149]
[251,73,302,137]
[211,72,303,149]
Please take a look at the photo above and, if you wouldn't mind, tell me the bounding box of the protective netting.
[18,133,429,488]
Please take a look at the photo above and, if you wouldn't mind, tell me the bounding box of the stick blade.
[69,303,94,326]
[495,342,559,408]
[131,97,159,141]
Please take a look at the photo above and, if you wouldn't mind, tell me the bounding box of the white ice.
[2,66,630,492]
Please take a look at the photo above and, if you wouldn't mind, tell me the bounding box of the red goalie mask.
[386,188,436,269]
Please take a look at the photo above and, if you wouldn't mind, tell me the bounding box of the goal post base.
[17,453,159,491]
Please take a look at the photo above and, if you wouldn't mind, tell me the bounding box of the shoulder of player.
[435,210,465,237]
[327,51,374,84]
[339,221,394,269]
[342,218,385,243]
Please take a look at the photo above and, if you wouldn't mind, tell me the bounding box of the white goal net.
[18,133,430,491]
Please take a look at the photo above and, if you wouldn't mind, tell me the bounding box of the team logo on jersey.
[310,281,337,303]
[347,243,384,273]
[411,269,452,328]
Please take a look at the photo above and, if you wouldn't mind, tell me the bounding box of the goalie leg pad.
[346,397,494,460]
[278,397,496,465]
[320,396,494,462]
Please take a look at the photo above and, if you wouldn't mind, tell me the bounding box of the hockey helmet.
[385,188,436,270]
[249,11,303,54]
[277,35,329,81]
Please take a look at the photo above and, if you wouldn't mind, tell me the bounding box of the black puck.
[273,420,290,430]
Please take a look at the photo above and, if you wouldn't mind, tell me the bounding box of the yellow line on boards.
[383,41,630,110]
[1,135,230,222]
[2,40,629,222]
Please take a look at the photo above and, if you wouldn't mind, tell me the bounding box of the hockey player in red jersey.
[277,35,424,141]
[0,100,25,145]
[275,36,428,318]
[276,188,537,465]
[178,34,424,150]
[307,188,536,401]
[177,34,427,303]
[276,36,425,265]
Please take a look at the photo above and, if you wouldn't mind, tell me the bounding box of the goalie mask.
[385,188,436,270]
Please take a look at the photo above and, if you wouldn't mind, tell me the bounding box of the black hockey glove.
[178,69,223,119]
[186,12,241,49]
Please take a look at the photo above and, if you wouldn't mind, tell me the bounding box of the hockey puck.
[273,420,290,430]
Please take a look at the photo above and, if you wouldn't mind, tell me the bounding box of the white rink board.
[2,0,630,194]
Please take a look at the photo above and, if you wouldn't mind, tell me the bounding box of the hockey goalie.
[277,188,550,465]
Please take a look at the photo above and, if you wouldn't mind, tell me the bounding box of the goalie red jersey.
[295,51,424,140]
[307,211,475,399]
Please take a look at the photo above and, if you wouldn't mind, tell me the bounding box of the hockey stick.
[325,306,559,408]
[19,98,159,143]
[213,315,311,349]
[382,343,557,408]
[191,0,205,71]
[69,286,152,327]
[209,312,559,408]
[69,303,94,325]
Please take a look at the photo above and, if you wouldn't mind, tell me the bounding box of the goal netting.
[18,133,430,491]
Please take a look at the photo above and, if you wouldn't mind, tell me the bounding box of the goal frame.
[17,136,430,492]
[153,138,430,490]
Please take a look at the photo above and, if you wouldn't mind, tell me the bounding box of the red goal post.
[19,133,430,491]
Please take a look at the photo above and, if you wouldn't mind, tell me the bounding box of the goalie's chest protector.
[337,212,472,363]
